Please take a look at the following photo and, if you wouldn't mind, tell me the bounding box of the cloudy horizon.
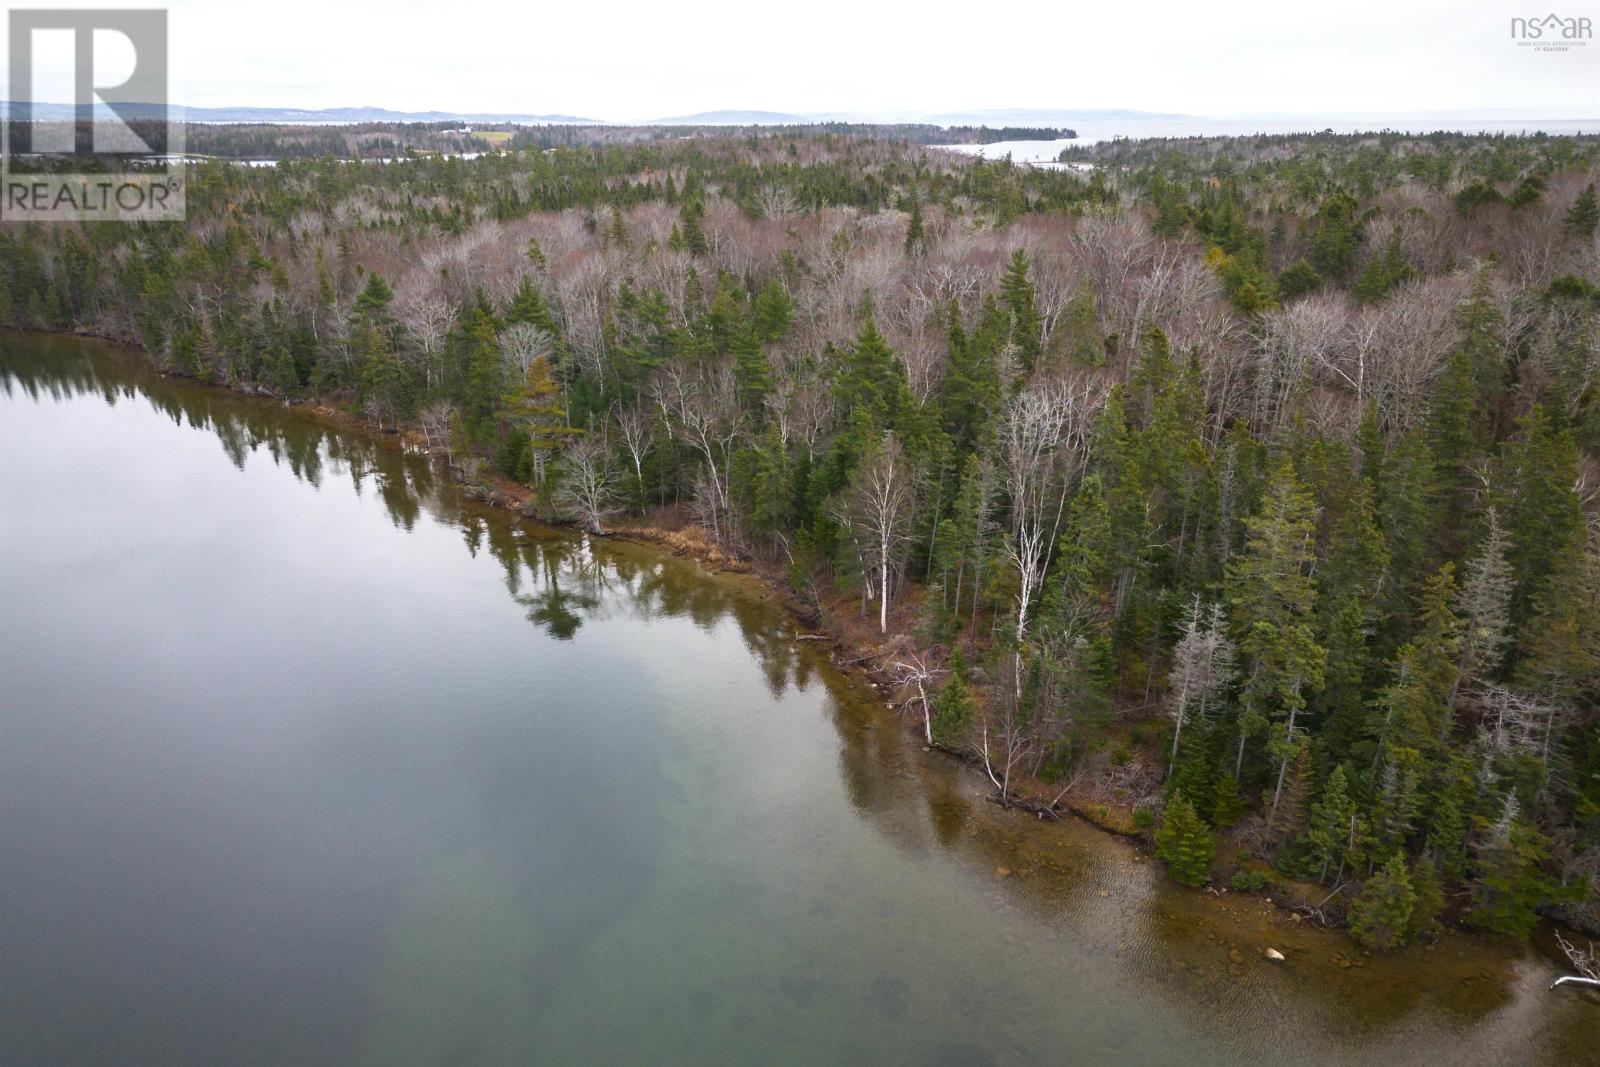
[2,0,1595,122]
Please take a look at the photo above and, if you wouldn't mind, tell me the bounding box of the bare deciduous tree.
[611,401,655,501]
[999,374,1108,691]
[553,434,620,534]
[833,433,917,633]
[1167,597,1236,777]
[499,321,555,379]
[652,359,743,539]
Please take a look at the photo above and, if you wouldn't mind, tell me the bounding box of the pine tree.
[1516,521,1598,718]
[748,424,793,544]
[1466,796,1564,938]
[1306,764,1357,882]
[352,271,394,319]
[1156,795,1215,887]
[932,651,974,747]
[836,313,907,434]
[1369,745,1419,846]
[1349,852,1416,950]
[1058,285,1103,365]
[1455,509,1515,693]
[1406,854,1445,941]
[1373,564,1461,755]
[904,194,926,256]
[603,208,631,249]
[1227,457,1325,807]
[1501,406,1585,629]
[1266,744,1312,845]
[751,279,794,343]
[680,201,709,257]
[1456,265,1505,405]
[1211,771,1245,827]
[503,355,574,484]
[1425,753,1478,879]
[505,275,558,333]
[1565,182,1599,238]
[1167,597,1235,777]
[1351,226,1414,304]
[999,248,1041,371]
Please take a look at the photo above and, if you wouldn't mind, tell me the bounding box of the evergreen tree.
[1455,509,1515,693]
[751,279,794,343]
[1348,852,1416,950]
[1456,265,1505,404]
[1372,564,1461,755]
[503,355,574,484]
[1156,795,1215,887]
[1306,764,1357,882]
[904,194,926,257]
[1266,744,1312,845]
[1501,406,1584,628]
[1351,225,1414,304]
[1565,182,1599,238]
[999,248,1041,371]
[1211,771,1245,828]
[932,651,975,747]
[1466,796,1564,938]
[1406,854,1445,941]
[1227,457,1325,808]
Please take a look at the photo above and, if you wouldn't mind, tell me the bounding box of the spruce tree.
[1466,796,1564,938]
[1455,508,1516,693]
[1349,851,1416,950]
[1307,764,1357,882]
[904,194,925,257]
[1227,457,1325,809]
[1373,564,1461,755]
[1501,406,1585,628]
[1406,855,1445,941]
[503,355,574,484]
[1211,771,1245,828]
[931,651,974,747]
[1266,744,1312,845]
[1565,182,1598,238]
[999,248,1041,371]
[1156,795,1215,887]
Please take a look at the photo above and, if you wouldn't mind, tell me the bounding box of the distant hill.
[0,102,600,124]
[641,108,1199,127]
[2,101,1211,129]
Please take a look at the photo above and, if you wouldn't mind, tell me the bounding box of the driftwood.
[1551,932,1599,993]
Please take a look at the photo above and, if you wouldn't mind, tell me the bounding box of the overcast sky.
[4,0,1597,119]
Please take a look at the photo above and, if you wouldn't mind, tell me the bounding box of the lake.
[940,117,1600,164]
[1,334,1592,1065]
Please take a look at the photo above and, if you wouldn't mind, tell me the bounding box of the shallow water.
[1,335,1592,1065]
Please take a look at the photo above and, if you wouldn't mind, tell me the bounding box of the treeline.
[945,126,1077,143]
[506,123,1071,152]
[1,129,1596,946]
[181,121,480,160]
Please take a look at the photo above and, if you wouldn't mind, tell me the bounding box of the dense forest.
[8,119,1079,161]
[3,128,1597,948]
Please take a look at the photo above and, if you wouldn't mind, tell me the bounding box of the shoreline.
[9,325,1596,964]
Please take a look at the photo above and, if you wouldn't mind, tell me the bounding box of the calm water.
[1,335,1592,1065]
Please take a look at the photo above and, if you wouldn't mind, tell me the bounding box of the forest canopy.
[4,127,1597,942]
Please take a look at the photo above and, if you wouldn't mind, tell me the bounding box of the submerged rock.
[1264,948,1286,962]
